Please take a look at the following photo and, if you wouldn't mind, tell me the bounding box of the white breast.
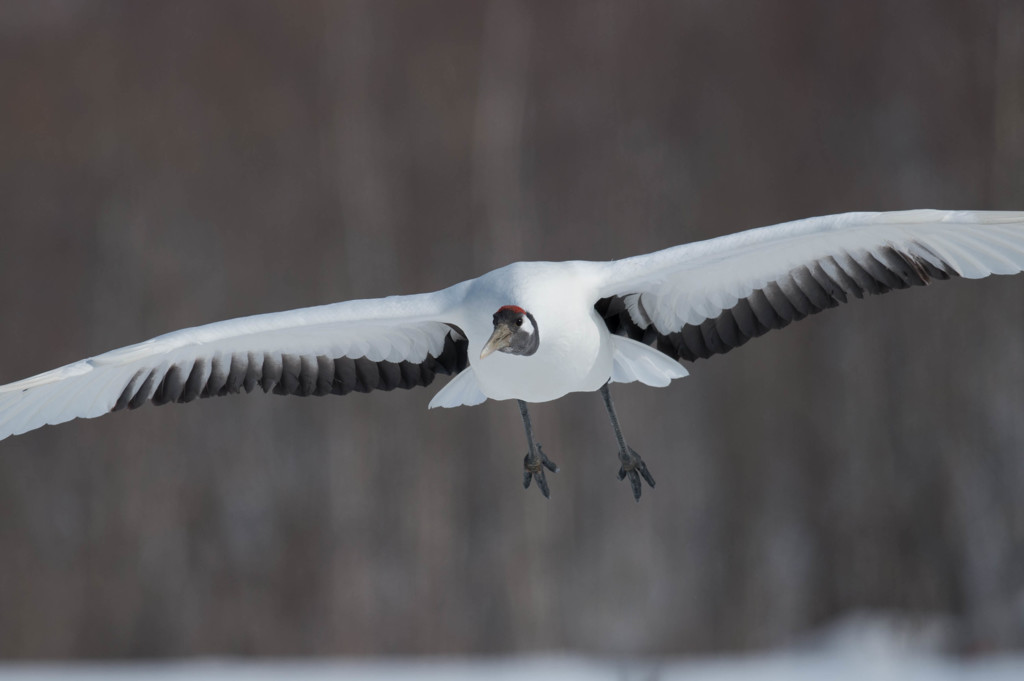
[456,261,613,403]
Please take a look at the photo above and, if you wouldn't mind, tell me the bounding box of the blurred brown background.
[0,0,1023,659]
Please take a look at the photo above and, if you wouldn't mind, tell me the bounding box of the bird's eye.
[516,317,523,327]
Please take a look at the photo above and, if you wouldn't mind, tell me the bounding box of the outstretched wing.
[0,287,469,441]
[594,210,1024,362]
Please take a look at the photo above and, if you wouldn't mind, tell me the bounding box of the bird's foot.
[617,446,655,501]
[523,444,559,498]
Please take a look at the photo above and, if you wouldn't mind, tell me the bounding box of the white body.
[2,209,1024,441]
[442,261,617,403]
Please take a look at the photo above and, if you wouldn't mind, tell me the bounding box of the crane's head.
[480,305,539,359]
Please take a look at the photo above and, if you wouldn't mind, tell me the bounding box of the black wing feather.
[110,327,468,412]
[596,248,957,363]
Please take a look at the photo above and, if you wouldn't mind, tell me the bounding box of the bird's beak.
[480,324,513,359]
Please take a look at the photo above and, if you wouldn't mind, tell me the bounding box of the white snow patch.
[0,652,1021,681]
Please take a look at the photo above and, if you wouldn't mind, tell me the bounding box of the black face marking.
[492,307,539,356]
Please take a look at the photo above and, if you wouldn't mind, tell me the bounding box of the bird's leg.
[518,399,558,498]
[600,382,655,501]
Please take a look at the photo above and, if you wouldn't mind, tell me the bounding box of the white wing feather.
[0,286,468,441]
[427,367,487,408]
[609,336,689,386]
[595,210,1024,334]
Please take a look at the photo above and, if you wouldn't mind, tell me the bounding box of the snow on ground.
[0,652,1021,681]
[0,616,1021,680]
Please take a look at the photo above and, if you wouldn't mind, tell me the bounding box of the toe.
[639,463,655,488]
[535,470,551,499]
[617,447,654,500]
[537,444,559,473]
[628,470,642,501]
[523,450,555,498]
